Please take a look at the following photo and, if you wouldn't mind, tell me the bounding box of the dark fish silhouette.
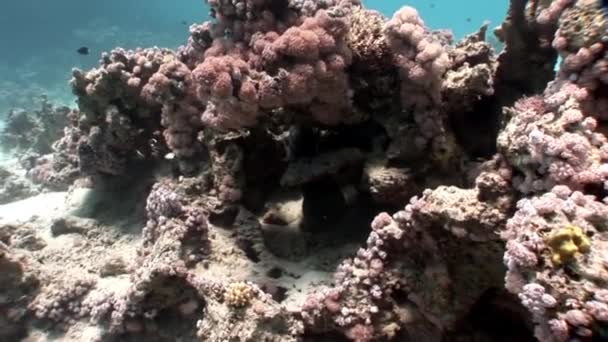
[76,46,89,55]
[466,17,472,22]
[181,20,188,25]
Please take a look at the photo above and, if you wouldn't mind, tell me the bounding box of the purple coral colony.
[3,0,608,341]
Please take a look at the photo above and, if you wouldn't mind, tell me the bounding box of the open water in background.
[0,0,508,114]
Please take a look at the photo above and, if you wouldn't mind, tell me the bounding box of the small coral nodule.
[224,281,255,308]
[546,225,591,265]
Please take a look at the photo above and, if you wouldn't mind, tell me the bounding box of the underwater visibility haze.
[2,0,608,341]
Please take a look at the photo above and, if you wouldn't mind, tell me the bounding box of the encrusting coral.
[5,0,608,341]
[545,224,590,265]
[502,187,608,341]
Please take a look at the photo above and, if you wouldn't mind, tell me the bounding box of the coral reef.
[0,166,39,204]
[0,96,70,156]
[301,159,514,340]
[382,6,453,165]
[498,80,608,193]
[494,0,559,97]
[502,187,608,340]
[0,243,40,341]
[69,47,174,176]
[4,0,608,341]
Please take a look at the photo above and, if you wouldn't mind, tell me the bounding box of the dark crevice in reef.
[245,116,389,255]
[293,123,382,241]
[260,176,379,261]
[268,0,291,20]
[584,182,608,204]
[305,185,378,244]
[324,121,388,153]
[449,96,501,159]
[73,160,162,232]
[446,287,535,342]
[302,177,347,231]
[291,121,388,158]
[241,126,288,213]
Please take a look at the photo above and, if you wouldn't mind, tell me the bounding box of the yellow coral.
[546,225,591,265]
[224,282,255,308]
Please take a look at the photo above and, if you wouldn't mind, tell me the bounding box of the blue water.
[366,0,508,39]
[0,0,508,113]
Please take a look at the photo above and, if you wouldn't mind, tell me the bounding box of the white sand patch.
[0,191,68,224]
[0,153,20,168]
[73,324,104,342]
[281,269,334,309]
[96,275,132,295]
[65,187,94,214]
[0,187,98,224]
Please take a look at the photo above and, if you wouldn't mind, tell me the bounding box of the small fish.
[181,20,188,25]
[430,3,435,8]
[165,152,175,160]
[76,46,89,55]
[135,150,145,160]
[466,17,472,23]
